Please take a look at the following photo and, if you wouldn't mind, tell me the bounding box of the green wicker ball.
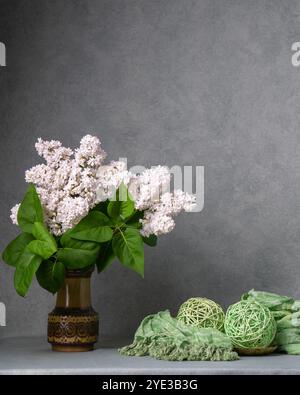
[224,300,276,349]
[177,297,225,331]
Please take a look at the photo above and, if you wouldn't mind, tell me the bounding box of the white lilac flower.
[10,203,20,225]
[10,135,196,237]
[140,211,175,237]
[129,166,171,211]
[25,164,55,188]
[169,190,196,213]
[75,134,106,168]
[139,190,196,237]
[14,135,108,235]
[95,161,132,202]
[35,138,73,168]
[56,196,90,234]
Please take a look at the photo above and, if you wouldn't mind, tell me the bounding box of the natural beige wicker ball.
[177,297,225,331]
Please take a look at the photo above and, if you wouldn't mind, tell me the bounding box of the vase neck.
[56,268,93,310]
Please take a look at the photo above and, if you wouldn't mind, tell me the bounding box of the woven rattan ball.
[224,300,276,349]
[177,297,225,330]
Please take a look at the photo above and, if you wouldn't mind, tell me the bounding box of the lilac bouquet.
[3,135,195,296]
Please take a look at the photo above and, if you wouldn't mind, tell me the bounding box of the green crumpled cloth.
[242,289,294,311]
[277,312,300,330]
[276,328,300,345]
[278,344,300,354]
[275,312,300,354]
[242,289,300,355]
[119,310,238,361]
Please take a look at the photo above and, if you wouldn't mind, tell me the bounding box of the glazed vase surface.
[48,267,99,352]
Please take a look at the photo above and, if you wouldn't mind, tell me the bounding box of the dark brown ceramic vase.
[48,267,99,352]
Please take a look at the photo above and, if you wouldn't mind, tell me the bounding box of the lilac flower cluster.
[10,135,196,237]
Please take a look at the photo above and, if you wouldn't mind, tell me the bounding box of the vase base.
[51,344,94,352]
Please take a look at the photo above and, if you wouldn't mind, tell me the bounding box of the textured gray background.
[1,0,300,340]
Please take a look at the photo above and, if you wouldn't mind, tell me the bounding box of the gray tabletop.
[0,336,300,375]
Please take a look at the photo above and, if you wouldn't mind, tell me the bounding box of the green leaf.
[14,247,42,297]
[59,229,77,248]
[32,222,57,249]
[59,230,100,268]
[92,200,109,214]
[36,260,65,294]
[57,245,100,269]
[58,232,100,269]
[27,222,57,259]
[112,228,144,277]
[69,211,113,243]
[2,233,34,267]
[17,184,43,233]
[60,230,99,250]
[107,200,133,220]
[125,210,144,229]
[143,234,157,247]
[107,184,135,220]
[97,241,115,273]
[27,240,56,260]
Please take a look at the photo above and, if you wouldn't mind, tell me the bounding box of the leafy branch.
[2,183,158,296]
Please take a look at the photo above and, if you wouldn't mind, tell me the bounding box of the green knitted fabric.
[242,289,294,311]
[277,312,300,330]
[292,301,300,311]
[271,311,292,320]
[279,343,300,354]
[276,328,300,345]
[119,310,239,361]
[242,289,300,355]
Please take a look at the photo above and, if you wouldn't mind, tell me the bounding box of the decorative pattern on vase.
[48,308,99,348]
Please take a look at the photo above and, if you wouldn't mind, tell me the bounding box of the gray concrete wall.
[1,0,300,339]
